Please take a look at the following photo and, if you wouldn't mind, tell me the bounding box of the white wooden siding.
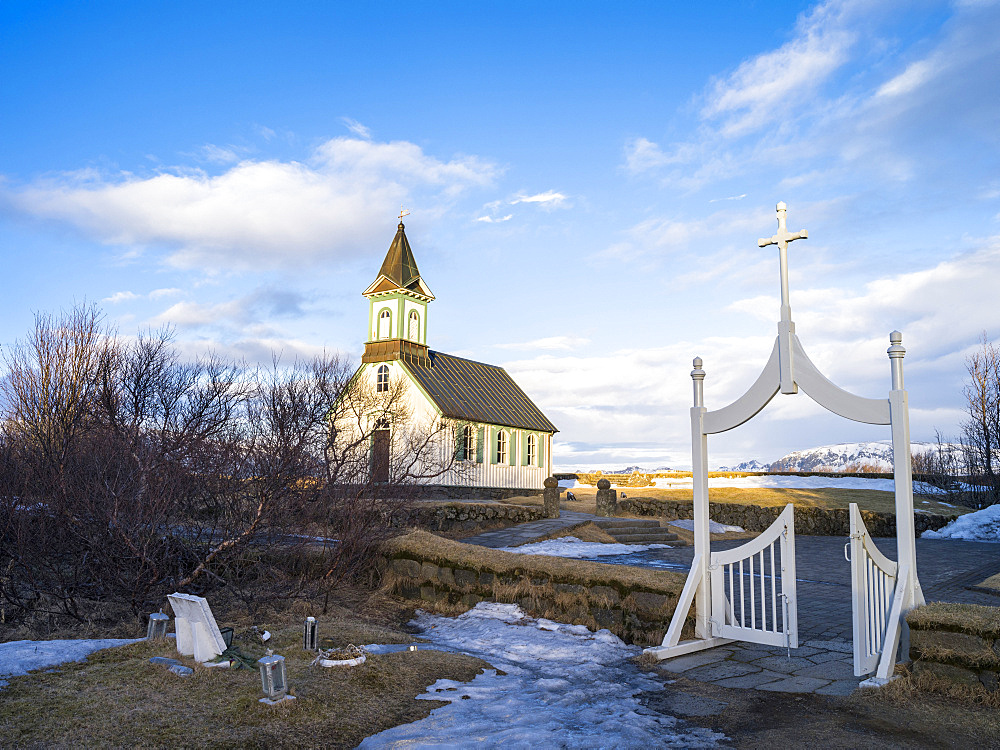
[343,362,551,489]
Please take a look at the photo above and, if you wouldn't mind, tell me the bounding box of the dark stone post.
[596,478,618,517]
[543,477,560,518]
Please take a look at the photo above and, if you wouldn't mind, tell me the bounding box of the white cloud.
[495,336,590,351]
[340,118,371,139]
[511,190,567,208]
[149,287,182,299]
[103,291,140,304]
[198,144,241,164]
[875,59,935,98]
[149,287,307,332]
[510,235,1000,468]
[701,1,857,137]
[475,189,570,223]
[3,137,498,272]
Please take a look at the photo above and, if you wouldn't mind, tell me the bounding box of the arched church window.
[496,430,508,464]
[527,434,537,466]
[408,310,420,342]
[462,424,475,461]
[378,309,391,339]
[376,364,389,393]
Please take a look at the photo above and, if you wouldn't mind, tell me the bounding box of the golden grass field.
[505,485,966,518]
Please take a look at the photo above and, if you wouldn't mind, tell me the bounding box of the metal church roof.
[365,222,434,298]
[403,350,558,434]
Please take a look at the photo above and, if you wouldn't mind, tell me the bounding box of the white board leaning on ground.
[644,202,925,686]
[167,592,228,663]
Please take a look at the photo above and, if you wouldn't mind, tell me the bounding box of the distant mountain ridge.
[721,441,952,473]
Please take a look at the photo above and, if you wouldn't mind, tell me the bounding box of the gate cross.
[758,201,807,324]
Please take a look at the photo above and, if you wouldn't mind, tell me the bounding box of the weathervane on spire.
[398,206,410,222]
[758,201,807,324]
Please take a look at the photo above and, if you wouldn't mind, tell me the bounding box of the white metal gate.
[711,504,798,648]
[646,203,924,672]
[848,503,918,682]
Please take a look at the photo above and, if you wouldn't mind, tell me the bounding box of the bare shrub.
[0,305,459,630]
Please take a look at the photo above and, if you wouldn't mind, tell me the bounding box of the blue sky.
[2,0,999,469]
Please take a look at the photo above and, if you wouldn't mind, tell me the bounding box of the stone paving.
[458,508,1000,696]
[461,510,594,548]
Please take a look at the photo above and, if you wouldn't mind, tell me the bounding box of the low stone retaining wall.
[617,497,951,537]
[408,485,544,501]
[392,503,547,533]
[378,531,688,646]
[907,602,1000,694]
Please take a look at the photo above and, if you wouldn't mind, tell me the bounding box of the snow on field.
[360,603,722,749]
[667,519,745,534]
[496,536,674,558]
[0,638,140,688]
[922,504,1000,542]
[558,478,579,489]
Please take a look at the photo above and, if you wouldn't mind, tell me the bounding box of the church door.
[372,425,390,483]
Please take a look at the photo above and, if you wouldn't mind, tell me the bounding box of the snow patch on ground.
[667,519,745,534]
[0,638,140,688]
[360,603,722,748]
[922,504,1000,542]
[558,478,579,489]
[497,536,673,558]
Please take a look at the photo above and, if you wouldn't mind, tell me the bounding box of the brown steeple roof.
[364,222,434,299]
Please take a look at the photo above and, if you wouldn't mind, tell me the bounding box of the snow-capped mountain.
[717,459,770,472]
[767,441,952,472]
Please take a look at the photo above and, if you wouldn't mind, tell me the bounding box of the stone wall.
[618,496,951,537]
[407,485,545,501]
[907,603,1000,694]
[392,502,547,534]
[378,531,689,646]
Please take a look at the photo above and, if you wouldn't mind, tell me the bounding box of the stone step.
[606,532,681,544]
[592,518,661,529]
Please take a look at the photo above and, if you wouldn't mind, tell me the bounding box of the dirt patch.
[641,672,1000,749]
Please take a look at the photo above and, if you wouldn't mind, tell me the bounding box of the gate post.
[690,357,711,638]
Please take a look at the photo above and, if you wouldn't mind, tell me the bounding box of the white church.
[349,220,557,490]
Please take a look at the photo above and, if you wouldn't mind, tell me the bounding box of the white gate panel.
[710,504,797,648]
[849,503,900,677]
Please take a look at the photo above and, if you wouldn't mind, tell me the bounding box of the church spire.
[364,221,434,299]
[362,220,434,362]
[377,222,422,289]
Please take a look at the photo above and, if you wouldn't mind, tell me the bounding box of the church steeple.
[361,221,433,365]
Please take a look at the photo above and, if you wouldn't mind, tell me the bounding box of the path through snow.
[360,603,722,748]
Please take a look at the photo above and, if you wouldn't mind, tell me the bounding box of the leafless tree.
[0,305,461,627]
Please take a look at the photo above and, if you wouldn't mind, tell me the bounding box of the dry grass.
[0,608,490,748]
[383,530,686,596]
[906,602,1000,638]
[529,521,619,545]
[857,666,1000,710]
[504,485,964,517]
[976,572,1000,593]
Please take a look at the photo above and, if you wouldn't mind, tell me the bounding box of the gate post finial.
[888,331,905,391]
[692,357,705,407]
